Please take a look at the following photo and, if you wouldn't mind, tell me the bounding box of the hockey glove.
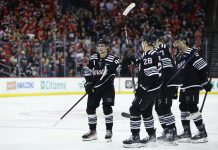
[84,82,94,94]
[203,82,213,92]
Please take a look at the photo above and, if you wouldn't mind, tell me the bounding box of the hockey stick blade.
[123,3,136,16]
[121,112,130,118]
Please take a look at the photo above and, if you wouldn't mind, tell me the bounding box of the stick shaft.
[60,93,88,120]
[124,26,129,44]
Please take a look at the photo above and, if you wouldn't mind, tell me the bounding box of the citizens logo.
[41,81,66,90]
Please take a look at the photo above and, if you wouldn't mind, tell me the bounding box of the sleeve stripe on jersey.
[148,50,156,55]
[162,58,173,68]
[143,66,159,76]
[90,54,98,60]
[185,48,192,55]
[105,58,113,62]
[105,55,115,62]
[193,58,207,70]
[84,67,93,76]
[107,55,115,59]
[142,52,146,57]
[160,44,166,49]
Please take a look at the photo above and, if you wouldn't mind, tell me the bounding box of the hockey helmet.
[98,38,109,46]
[154,29,164,40]
[174,34,187,42]
[142,33,157,46]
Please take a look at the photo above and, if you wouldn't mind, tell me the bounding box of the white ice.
[0,94,218,150]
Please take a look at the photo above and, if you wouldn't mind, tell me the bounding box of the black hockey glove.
[203,82,213,92]
[84,82,94,94]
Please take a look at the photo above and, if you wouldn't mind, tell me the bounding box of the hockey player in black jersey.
[122,34,162,148]
[82,39,120,142]
[154,33,179,145]
[174,34,213,143]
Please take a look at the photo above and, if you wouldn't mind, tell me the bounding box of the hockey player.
[174,34,213,143]
[82,39,120,142]
[122,34,162,148]
[154,33,179,145]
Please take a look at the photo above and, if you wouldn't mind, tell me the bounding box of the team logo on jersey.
[93,69,105,76]
[98,60,103,67]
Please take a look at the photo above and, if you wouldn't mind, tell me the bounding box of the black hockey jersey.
[156,44,178,87]
[84,53,120,88]
[138,49,162,92]
[176,48,209,89]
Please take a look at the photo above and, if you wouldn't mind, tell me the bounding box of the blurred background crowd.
[0,0,207,77]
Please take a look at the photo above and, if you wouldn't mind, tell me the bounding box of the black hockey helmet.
[174,34,187,42]
[174,33,189,46]
[142,33,157,46]
[153,29,164,40]
[98,38,109,46]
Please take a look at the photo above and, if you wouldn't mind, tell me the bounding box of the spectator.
[0,0,207,77]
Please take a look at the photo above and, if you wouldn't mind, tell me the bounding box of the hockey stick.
[122,2,136,43]
[53,66,108,127]
[123,3,136,90]
[130,63,136,91]
[121,112,131,118]
[164,50,197,88]
[121,50,198,118]
[53,93,88,127]
[200,79,212,112]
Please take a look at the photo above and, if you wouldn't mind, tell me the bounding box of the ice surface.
[0,94,218,150]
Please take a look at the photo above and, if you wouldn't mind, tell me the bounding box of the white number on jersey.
[143,58,153,65]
